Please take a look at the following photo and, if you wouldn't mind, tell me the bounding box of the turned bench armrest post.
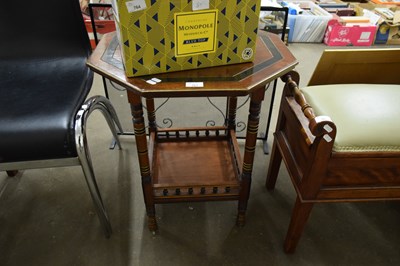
[281,71,336,138]
[281,71,338,198]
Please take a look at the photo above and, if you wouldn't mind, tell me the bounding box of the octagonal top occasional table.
[87,30,297,232]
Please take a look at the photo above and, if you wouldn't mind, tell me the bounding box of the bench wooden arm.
[281,71,336,140]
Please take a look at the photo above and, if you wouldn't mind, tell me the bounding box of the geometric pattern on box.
[113,0,261,77]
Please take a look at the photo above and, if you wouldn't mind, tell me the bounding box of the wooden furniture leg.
[265,139,282,190]
[284,197,314,253]
[265,73,294,190]
[237,88,264,226]
[227,96,238,130]
[145,98,157,132]
[6,170,18,177]
[128,91,158,232]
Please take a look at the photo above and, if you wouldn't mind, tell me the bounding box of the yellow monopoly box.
[111,0,261,77]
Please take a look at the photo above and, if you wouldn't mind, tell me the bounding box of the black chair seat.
[0,57,92,163]
[1,0,123,237]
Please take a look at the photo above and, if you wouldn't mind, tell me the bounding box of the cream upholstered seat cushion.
[301,84,400,152]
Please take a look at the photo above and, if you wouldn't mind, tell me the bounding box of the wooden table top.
[87,30,298,98]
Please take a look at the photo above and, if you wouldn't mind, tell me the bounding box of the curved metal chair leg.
[96,103,123,150]
[79,145,112,238]
[74,96,124,237]
[98,96,124,135]
[88,96,123,149]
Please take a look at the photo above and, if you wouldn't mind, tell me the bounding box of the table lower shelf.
[150,127,242,202]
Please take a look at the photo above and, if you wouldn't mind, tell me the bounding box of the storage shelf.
[150,127,242,201]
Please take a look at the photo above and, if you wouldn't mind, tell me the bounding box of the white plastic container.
[281,1,332,42]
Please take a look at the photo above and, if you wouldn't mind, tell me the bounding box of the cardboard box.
[374,7,400,44]
[349,2,400,44]
[111,0,261,77]
[324,17,377,46]
[375,20,400,44]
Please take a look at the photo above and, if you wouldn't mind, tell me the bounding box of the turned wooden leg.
[6,170,18,177]
[226,96,238,130]
[142,175,157,232]
[265,139,282,190]
[145,98,157,132]
[128,92,158,232]
[237,88,264,226]
[284,197,314,253]
[144,97,158,231]
[146,213,157,232]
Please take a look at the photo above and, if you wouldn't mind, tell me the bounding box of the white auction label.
[151,78,162,83]
[192,0,210,11]
[146,79,157,85]
[126,0,147,13]
[185,82,204,87]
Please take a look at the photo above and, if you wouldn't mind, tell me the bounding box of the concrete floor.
[1,43,400,266]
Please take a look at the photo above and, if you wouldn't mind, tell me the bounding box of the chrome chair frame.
[0,95,122,238]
